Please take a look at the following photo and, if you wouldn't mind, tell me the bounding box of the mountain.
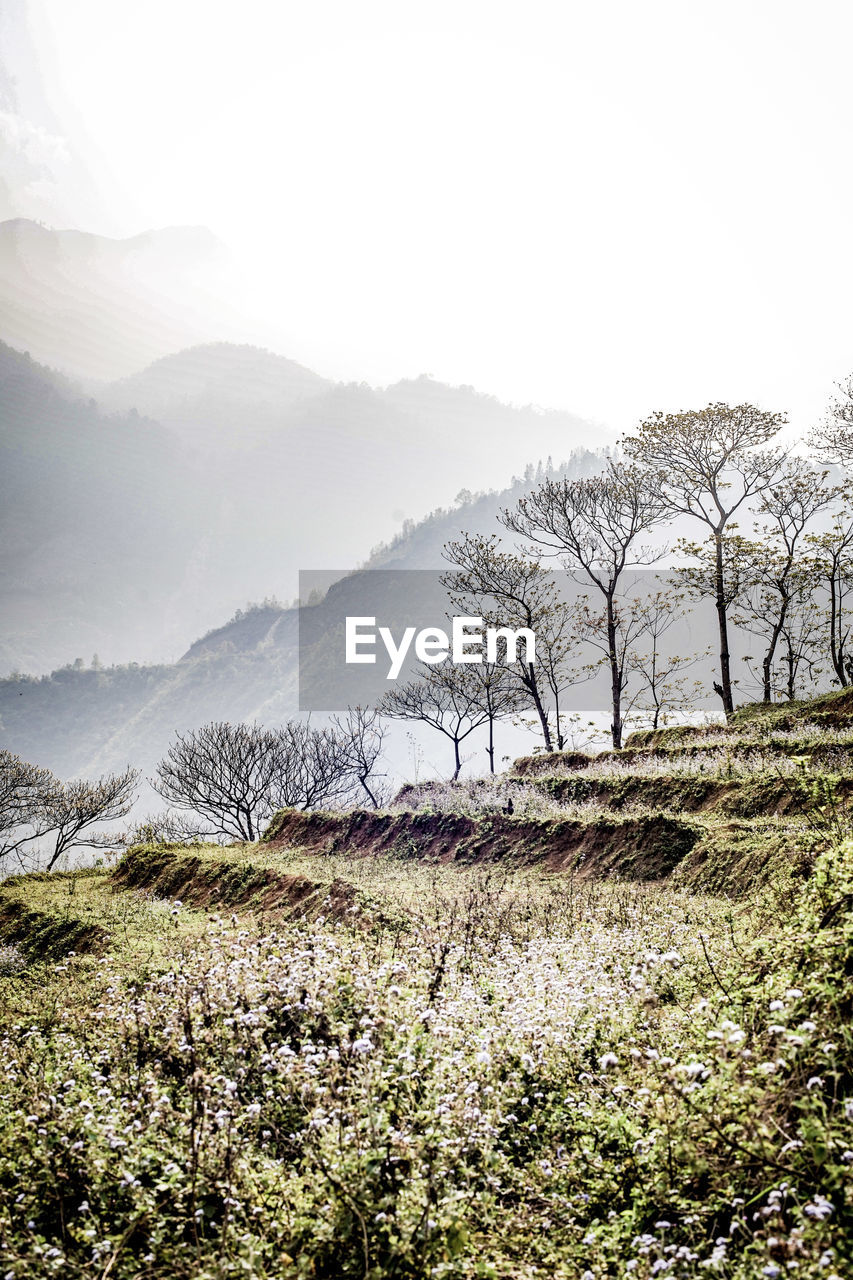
[0,218,235,381]
[100,344,332,451]
[0,340,208,673]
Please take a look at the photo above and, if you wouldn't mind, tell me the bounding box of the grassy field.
[0,692,852,1278]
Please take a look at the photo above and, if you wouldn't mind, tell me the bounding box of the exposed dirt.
[0,899,109,959]
[523,773,853,818]
[512,750,593,777]
[264,808,700,880]
[112,846,361,921]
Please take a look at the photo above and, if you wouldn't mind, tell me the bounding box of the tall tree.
[624,403,787,717]
[501,461,666,748]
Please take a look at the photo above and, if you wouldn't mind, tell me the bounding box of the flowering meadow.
[0,835,850,1279]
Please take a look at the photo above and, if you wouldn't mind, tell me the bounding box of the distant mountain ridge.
[101,344,333,450]
[0,218,235,381]
[0,335,609,675]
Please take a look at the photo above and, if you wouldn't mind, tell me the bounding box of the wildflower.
[803,1196,833,1221]
[599,1052,619,1070]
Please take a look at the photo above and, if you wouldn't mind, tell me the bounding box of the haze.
[3,0,853,433]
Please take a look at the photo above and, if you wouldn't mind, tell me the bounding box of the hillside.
[0,688,851,1276]
[0,340,205,673]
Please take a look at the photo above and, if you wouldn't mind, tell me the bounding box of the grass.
[0,692,852,1277]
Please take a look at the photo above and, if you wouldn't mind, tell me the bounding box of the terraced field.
[0,688,852,1278]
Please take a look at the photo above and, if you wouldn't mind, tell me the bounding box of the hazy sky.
[3,0,853,435]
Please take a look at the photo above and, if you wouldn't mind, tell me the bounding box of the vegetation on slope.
[0,692,851,1277]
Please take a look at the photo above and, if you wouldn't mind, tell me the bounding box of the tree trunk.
[526,662,553,751]
[486,715,495,773]
[829,564,849,686]
[785,644,796,700]
[607,592,623,749]
[761,573,792,703]
[359,772,379,808]
[714,530,735,717]
[553,686,564,751]
[452,737,462,780]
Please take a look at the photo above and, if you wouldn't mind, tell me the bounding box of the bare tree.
[123,809,210,847]
[331,705,388,808]
[154,722,280,842]
[441,534,573,751]
[465,660,526,772]
[270,721,356,812]
[1,751,137,872]
[502,461,666,748]
[737,466,838,702]
[380,664,490,780]
[153,720,359,842]
[775,562,827,700]
[625,402,787,717]
[0,751,57,869]
[40,769,139,870]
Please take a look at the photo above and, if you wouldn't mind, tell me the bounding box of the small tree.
[331,705,388,808]
[502,461,667,748]
[804,496,853,687]
[0,750,57,870]
[441,534,573,751]
[465,660,526,773]
[623,591,709,731]
[775,562,827,700]
[1,751,137,872]
[735,466,837,702]
[154,720,356,842]
[808,373,853,469]
[380,664,490,780]
[154,722,280,842]
[40,769,139,870]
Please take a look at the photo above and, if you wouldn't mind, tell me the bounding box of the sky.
[2,0,853,436]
